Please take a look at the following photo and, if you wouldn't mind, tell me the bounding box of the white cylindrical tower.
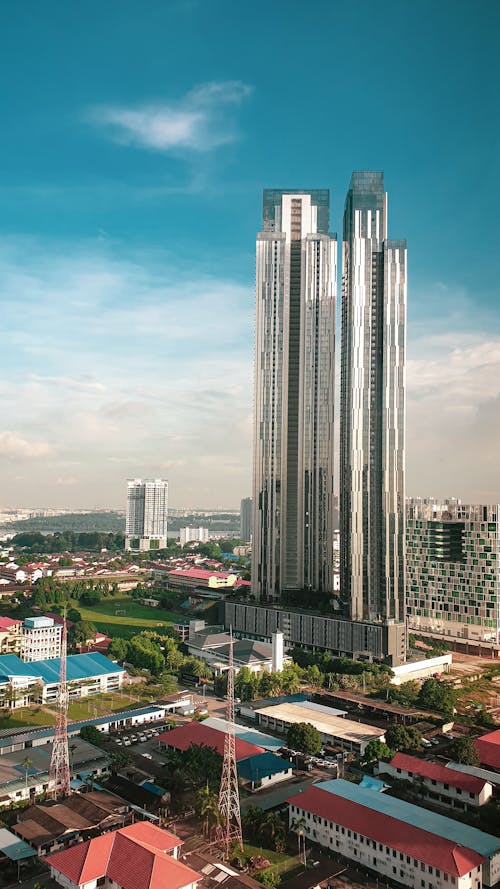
[271,630,284,673]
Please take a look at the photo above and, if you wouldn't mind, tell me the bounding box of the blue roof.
[237,752,290,781]
[0,655,39,681]
[141,781,167,797]
[359,775,387,792]
[317,779,500,858]
[0,652,124,685]
[202,717,283,752]
[0,828,36,861]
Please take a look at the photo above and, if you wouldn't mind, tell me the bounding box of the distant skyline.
[1,0,499,508]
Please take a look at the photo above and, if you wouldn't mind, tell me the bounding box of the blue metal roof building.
[237,751,292,790]
[0,652,124,685]
[0,656,39,682]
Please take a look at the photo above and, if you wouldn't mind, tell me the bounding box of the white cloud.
[0,432,55,460]
[88,80,252,152]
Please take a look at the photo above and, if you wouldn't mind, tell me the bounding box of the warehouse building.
[254,700,384,756]
[290,778,500,887]
[380,753,493,810]
[287,780,485,889]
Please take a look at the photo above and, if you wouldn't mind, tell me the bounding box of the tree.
[384,725,412,752]
[418,678,456,715]
[69,620,97,647]
[364,739,392,762]
[197,784,220,838]
[21,756,32,793]
[108,638,129,662]
[449,737,480,766]
[80,588,101,606]
[80,725,103,746]
[287,722,322,755]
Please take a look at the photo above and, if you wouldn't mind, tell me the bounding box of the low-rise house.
[380,752,493,810]
[13,790,131,856]
[46,821,200,889]
[475,729,500,773]
[237,751,293,791]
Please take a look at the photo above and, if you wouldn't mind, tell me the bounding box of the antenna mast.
[49,611,70,799]
[217,627,243,857]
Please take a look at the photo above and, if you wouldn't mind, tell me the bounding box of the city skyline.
[0,1,498,507]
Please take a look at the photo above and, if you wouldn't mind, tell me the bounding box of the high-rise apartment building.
[19,616,62,662]
[407,498,500,651]
[240,498,253,543]
[179,526,209,546]
[340,172,406,634]
[252,190,336,600]
[125,478,168,551]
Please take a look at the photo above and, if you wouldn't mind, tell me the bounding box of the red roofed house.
[158,720,264,761]
[475,729,500,773]
[0,617,22,655]
[287,784,485,889]
[47,821,200,889]
[381,752,493,810]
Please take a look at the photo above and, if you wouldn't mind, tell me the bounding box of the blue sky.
[1,0,499,508]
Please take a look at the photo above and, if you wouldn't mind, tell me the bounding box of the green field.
[243,843,299,879]
[77,596,182,639]
[0,706,56,732]
[66,686,159,721]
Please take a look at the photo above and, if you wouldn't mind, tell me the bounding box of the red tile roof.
[158,721,264,761]
[168,567,232,581]
[389,752,488,794]
[475,729,500,771]
[0,617,21,630]
[47,823,199,889]
[287,785,485,877]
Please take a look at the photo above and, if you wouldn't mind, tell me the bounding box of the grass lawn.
[76,596,183,639]
[243,843,299,878]
[66,684,166,722]
[0,706,56,731]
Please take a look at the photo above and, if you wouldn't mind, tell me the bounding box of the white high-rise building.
[19,617,62,662]
[125,478,168,552]
[252,190,336,601]
[179,526,209,546]
[340,172,406,644]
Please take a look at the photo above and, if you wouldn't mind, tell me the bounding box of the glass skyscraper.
[252,190,336,601]
[340,172,406,632]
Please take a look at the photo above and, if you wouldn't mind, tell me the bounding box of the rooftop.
[47,822,199,889]
[315,778,500,858]
[0,651,124,685]
[237,751,290,782]
[388,752,489,794]
[475,729,500,771]
[255,702,384,742]
[158,721,264,761]
[287,783,484,878]
[202,717,283,752]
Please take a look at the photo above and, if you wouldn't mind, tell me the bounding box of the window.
[429,867,433,875]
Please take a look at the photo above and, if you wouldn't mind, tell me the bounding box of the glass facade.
[252,190,336,600]
[406,499,500,646]
[340,172,406,625]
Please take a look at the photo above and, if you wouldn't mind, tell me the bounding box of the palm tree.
[197,784,220,838]
[21,756,32,795]
[291,815,307,866]
[69,743,77,774]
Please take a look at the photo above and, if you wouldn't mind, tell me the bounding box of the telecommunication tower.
[48,612,70,798]
[217,627,243,857]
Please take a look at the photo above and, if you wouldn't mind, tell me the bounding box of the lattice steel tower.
[48,613,70,798]
[217,629,243,857]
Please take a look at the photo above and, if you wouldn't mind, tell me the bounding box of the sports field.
[77,595,182,639]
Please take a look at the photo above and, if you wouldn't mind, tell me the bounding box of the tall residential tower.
[340,172,406,636]
[125,478,168,551]
[252,190,336,601]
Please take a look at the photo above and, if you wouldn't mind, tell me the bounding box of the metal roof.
[202,716,283,751]
[237,751,290,781]
[0,827,36,861]
[316,779,500,858]
[0,652,124,686]
[0,655,39,681]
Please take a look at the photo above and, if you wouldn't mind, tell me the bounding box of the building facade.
[19,616,62,662]
[125,478,168,551]
[240,497,253,543]
[252,189,336,601]
[381,752,493,811]
[179,526,209,546]
[340,172,406,636]
[406,499,500,651]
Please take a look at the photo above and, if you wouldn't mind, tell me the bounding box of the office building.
[179,526,209,546]
[125,478,168,551]
[19,616,62,662]
[252,189,336,600]
[340,172,406,639]
[406,499,500,652]
[240,497,253,543]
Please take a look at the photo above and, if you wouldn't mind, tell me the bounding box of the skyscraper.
[340,172,406,629]
[240,497,253,543]
[252,190,336,601]
[125,478,168,551]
